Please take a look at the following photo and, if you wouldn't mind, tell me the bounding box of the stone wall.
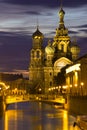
[67,96,87,115]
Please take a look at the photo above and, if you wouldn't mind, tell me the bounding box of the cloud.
[69,30,79,35]
[0,1,86,72]
[79,29,87,33]
[78,37,87,56]
[2,0,87,8]
[78,24,87,28]
[24,11,41,15]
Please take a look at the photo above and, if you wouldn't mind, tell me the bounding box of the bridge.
[5,94,66,107]
[5,95,29,104]
[0,81,66,108]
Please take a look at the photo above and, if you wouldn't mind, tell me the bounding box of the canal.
[0,101,80,130]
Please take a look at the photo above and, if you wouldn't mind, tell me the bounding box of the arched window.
[61,44,64,52]
[36,51,40,58]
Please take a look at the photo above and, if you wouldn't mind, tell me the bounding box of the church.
[29,6,80,94]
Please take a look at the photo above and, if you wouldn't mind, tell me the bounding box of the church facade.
[29,7,80,94]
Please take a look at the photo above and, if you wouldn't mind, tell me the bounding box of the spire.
[60,0,63,9]
[32,18,44,39]
[36,16,39,30]
[58,0,65,29]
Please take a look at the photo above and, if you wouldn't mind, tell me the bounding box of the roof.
[32,27,43,38]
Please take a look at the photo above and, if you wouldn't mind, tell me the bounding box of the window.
[36,51,40,58]
[61,44,64,52]
[50,81,52,86]
[50,72,52,76]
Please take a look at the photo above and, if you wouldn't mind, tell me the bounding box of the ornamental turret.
[32,26,44,49]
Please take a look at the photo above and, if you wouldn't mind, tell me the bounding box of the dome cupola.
[71,40,80,60]
[32,26,44,39]
[45,40,55,55]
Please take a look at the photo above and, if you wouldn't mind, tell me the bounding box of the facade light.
[66,63,81,74]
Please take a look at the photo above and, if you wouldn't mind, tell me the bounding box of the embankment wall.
[67,96,87,115]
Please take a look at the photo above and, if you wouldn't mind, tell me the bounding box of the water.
[0,101,80,130]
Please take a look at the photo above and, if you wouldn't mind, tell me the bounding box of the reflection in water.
[3,102,80,130]
[4,111,8,130]
[5,110,23,130]
[63,110,68,130]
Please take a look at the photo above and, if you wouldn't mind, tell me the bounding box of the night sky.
[0,0,87,76]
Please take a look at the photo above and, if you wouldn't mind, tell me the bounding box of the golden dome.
[59,8,65,15]
[32,27,44,39]
[71,44,80,54]
[45,41,55,55]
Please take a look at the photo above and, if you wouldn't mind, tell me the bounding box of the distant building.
[0,73,23,81]
[29,6,80,94]
[66,54,87,96]
[0,73,29,95]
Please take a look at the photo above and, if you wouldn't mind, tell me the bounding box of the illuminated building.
[29,6,80,94]
[66,54,87,96]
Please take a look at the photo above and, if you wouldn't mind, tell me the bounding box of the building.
[29,6,80,94]
[66,54,87,96]
[0,73,29,95]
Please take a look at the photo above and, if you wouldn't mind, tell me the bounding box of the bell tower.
[30,26,44,68]
[29,26,44,93]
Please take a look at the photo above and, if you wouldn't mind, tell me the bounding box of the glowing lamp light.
[70,85,72,88]
[48,88,51,91]
[81,82,84,86]
[62,85,67,89]
[75,84,77,87]
[39,88,41,91]
[6,85,10,90]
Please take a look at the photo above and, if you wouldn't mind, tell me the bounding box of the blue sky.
[0,0,87,75]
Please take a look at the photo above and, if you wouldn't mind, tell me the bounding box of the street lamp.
[80,82,84,96]
[39,88,41,94]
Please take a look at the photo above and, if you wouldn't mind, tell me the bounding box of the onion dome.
[59,8,65,16]
[70,40,80,60]
[58,8,65,29]
[45,40,55,55]
[71,44,80,55]
[32,27,44,39]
